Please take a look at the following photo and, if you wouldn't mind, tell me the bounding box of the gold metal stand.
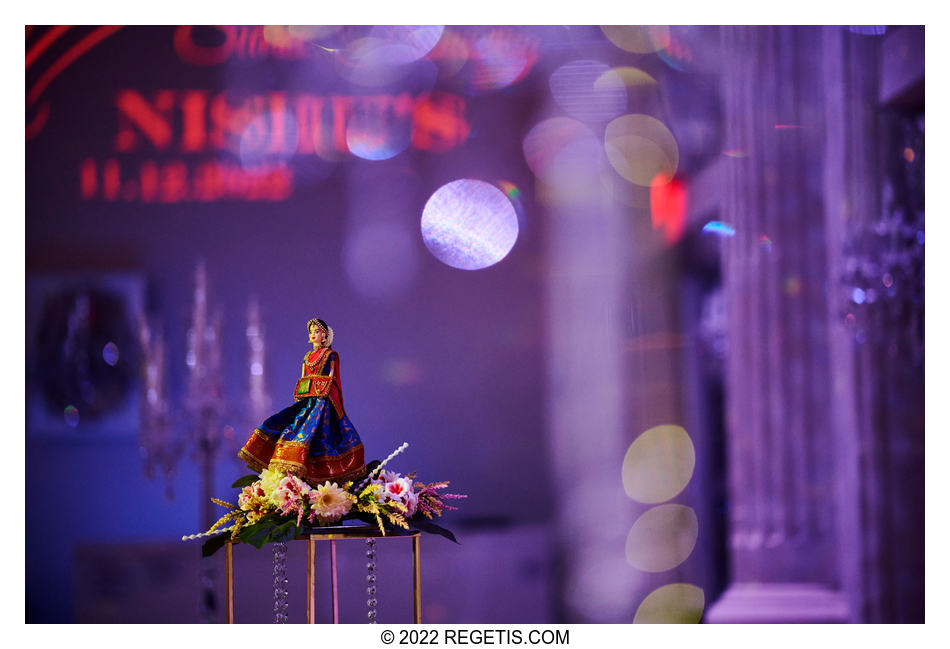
[225,526,422,624]
[225,539,234,624]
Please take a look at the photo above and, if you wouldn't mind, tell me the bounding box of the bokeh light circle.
[600,25,671,54]
[262,26,295,48]
[381,358,425,387]
[603,66,658,89]
[343,221,420,301]
[495,180,527,234]
[64,405,80,428]
[288,25,342,41]
[336,37,434,88]
[427,28,469,78]
[102,342,120,366]
[622,424,695,503]
[367,26,444,65]
[237,110,298,170]
[522,117,600,186]
[459,28,536,94]
[601,167,652,208]
[634,583,705,624]
[605,114,679,186]
[625,504,699,572]
[346,113,411,161]
[420,179,519,270]
[549,60,627,123]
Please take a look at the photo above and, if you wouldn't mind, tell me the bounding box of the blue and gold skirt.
[239,396,366,486]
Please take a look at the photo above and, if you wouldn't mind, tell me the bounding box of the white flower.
[375,470,402,483]
[308,482,356,523]
[259,467,285,504]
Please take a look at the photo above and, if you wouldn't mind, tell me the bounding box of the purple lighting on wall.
[549,60,627,123]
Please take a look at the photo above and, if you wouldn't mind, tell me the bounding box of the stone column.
[822,26,924,623]
[821,25,880,625]
[706,26,847,623]
[543,139,639,623]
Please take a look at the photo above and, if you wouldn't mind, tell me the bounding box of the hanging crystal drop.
[366,538,378,623]
[272,542,288,623]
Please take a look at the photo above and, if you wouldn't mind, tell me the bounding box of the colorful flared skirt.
[238,396,366,486]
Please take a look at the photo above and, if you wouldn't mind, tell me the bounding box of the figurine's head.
[307,318,333,348]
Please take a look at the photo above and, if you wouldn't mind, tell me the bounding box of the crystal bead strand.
[366,538,378,623]
[273,541,289,623]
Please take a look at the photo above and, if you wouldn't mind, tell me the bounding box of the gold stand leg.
[330,539,340,623]
[412,535,421,624]
[307,536,316,624]
[226,540,234,624]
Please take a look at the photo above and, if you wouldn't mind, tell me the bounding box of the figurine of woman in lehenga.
[238,318,367,486]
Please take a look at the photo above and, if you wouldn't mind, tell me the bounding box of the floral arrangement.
[184,443,466,557]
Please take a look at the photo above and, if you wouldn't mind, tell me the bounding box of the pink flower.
[273,475,309,505]
[375,475,419,517]
[239,480,271,513]
[272,475,311,525]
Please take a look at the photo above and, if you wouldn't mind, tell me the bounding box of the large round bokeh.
[633,583,705,623]
[621,424,696,503]
[625,504,699,572]
[420,179,519,270]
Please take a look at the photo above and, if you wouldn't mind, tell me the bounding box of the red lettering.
[80,159,96,198]
[208,93,231,150]
[140,161,159,202]
[192,161,222,201]
[26,102,50,141]
[113,88,468,157]
[356,95,394,116]
[294,96,327,155]
[116,90,174,151]
[265,164,293,201]
[233,96,270,156]
[181,91,208,152]
[173,26,236,66]
[245,27,267,59]
[223,163,248,197]
[231,27,248,59]
[411,92,470,152]
[159,161,188,202]
[103,159,120,200]
[330,96,353,153]
[80,158,295,202]
[391,93,415,120]
[267,93,289,154]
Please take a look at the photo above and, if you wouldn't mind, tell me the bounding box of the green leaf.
[410,518,459,544]
[238,519,278,549]
[201,533,229,558]
[269,520,299,544]
[231,474,259,489]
